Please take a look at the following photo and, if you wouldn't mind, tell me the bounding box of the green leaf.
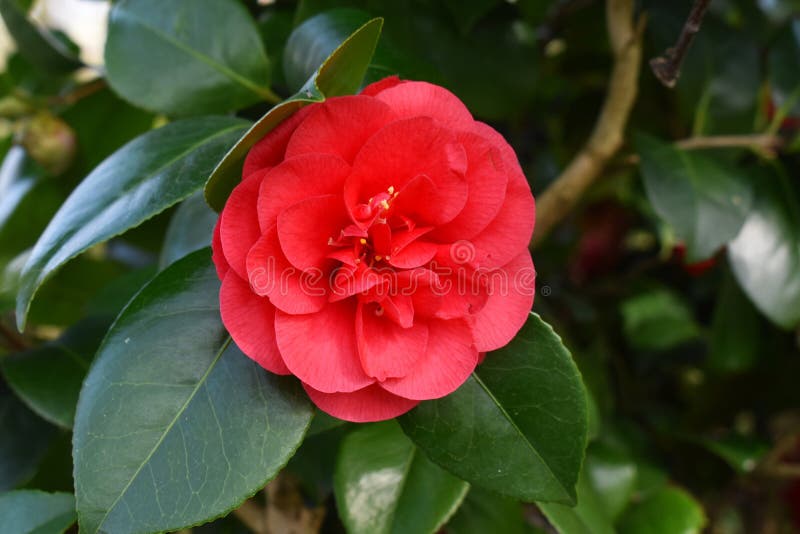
[73,249,313,534]
[538,469,616,534]
[699,434,769,474]
[446,487,532,534]
[727,166,800,329]
[584,443,637,521]
[0,0,81,74]
[0,319,107,428]
[0,490,76,534]
[0,387,56,491]
[443,0,499,33]
[400,313,588,504]
[768,22,800,116]
[636,134,753,262]
[621,289,701,351]
[334,420,468,534]
[159,192,217,269]
[708,272,762,373]
[617,486,706,534]
[104,0,273,116]
[204,17,383,211]
[14,116,249,330]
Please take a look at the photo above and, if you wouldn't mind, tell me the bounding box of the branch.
[531,0,644,248]
[649,0,712,88]
[0,320,28,352]
[621,134,784,165]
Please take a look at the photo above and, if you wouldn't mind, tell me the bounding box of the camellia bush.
[2,0,800,532]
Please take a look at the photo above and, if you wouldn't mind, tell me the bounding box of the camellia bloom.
[212,77,536,422]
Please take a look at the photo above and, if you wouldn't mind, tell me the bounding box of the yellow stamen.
[380,199,390,210]
[387,186,395,195]
[359,238,367,245]
[384,255,391,261]
[374,255,383,261]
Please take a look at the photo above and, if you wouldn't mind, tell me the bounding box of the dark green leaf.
[636,134,753,261]
[334,420,468,534]
[73,249,313,534]
[204,17,382,211]
[400,313,588,504]
[0,0,81,74]
[708,273,762,373]
[443,0,499,33]
[1,319,107,428]
[699,434,769,474]
[446,487,531,534]
[104,0,273,116]
[584,443,637,521]
[0,490,76,534]
[15,116,249,330]
[0,387,55,491]
[621,289,701,351]
[159,192,218,269]
[768,22,800,116]
[537,469,615,534]
[617,486,706,534]
[727,166,800,329]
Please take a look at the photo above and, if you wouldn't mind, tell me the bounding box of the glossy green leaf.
[0,0,81,74]
[159,192,218,269]
[0,490,76,534]
[584,443,637,521]
[0,387,55,491]
[708,273,762,373]
[621,289,701,351]
[73,249,313,534]
[334,420,468,534]
[104,0,272,116]
[727,166,800,329]
[400,313,588,504]
[1,319,107,428]
[768,22,800,116]
[538,470,616,534]
[204,17,383,211]
[617,486,706,534]
[15,116,249,330]
[700,435,769,474]
[446,487,532,534]
[636,134,753,262]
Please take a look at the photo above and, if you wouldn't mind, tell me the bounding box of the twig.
[48,78,108,107]
[531,0,645,249]
[0,320,28,352]
[649,0,712,88]
[621,134,784,165]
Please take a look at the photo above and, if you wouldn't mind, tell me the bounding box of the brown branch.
[621,134,784,165]
[649,0,712,88]
[531,0,644,249]
[0,320,28,352]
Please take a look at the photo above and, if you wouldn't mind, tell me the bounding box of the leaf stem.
[649,0,712,88]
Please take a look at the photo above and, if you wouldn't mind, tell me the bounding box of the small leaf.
[0,0,81,74]
[334,421,468,534]
[0,388,55,491]
[1,319,107,428]
[204,17,383,211]
[15,116,249,330]
[537,469,615,534]
[104,0,272,116]
[400,313,588,504]
[73,249,313,534]
[708,272,762,373]
[159,192,218,269]
[636,134,753,262]
[621,289,701,351]
[617,486,706,534]
[584,443,637,521]
[700,434,769,474]
[0,490,76,534]
[727,165,800,329]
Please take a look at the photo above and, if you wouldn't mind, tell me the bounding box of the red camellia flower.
[212,77,536,422]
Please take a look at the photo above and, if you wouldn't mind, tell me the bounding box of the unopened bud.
[20,112,76,175]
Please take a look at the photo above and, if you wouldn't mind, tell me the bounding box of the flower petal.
[242,105,314,178]
[470,251,536,352]
[375,80,474,130]
[388,240,437,269]
[246,227,329,314]
[220,171,266,279]
[356,301,428,380]
[303,382,419,423]
[381,318,478,400]
[275,300,374,393]
[360,75,405,97]
[284,95,396,163]
[257,154,350,231]
[211,217,228,280]
[220,271,290,375]
[277,194,352,271]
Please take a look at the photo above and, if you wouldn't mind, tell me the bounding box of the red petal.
[257,154,350,231]
[246,227,329,314]
[381,293,414,328]
[329,264,387,302]
[345,118,468,226]
[303,382,419,422]
[284,96,395,163]
[388,240,437,269]
[242,105,314,178]
[375,81,474,130]
[356,301,428,380]
[277,195,352,271]
[360,75,405,97]
[220,271,290,375]
[211,217,228,280]
[470,251,535,352]
[220,171,265,279]
[274,300,374,393]
[380,319,478,400]
[428,132,508,241]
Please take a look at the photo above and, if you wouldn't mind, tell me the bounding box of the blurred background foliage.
[1,0,800,532]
